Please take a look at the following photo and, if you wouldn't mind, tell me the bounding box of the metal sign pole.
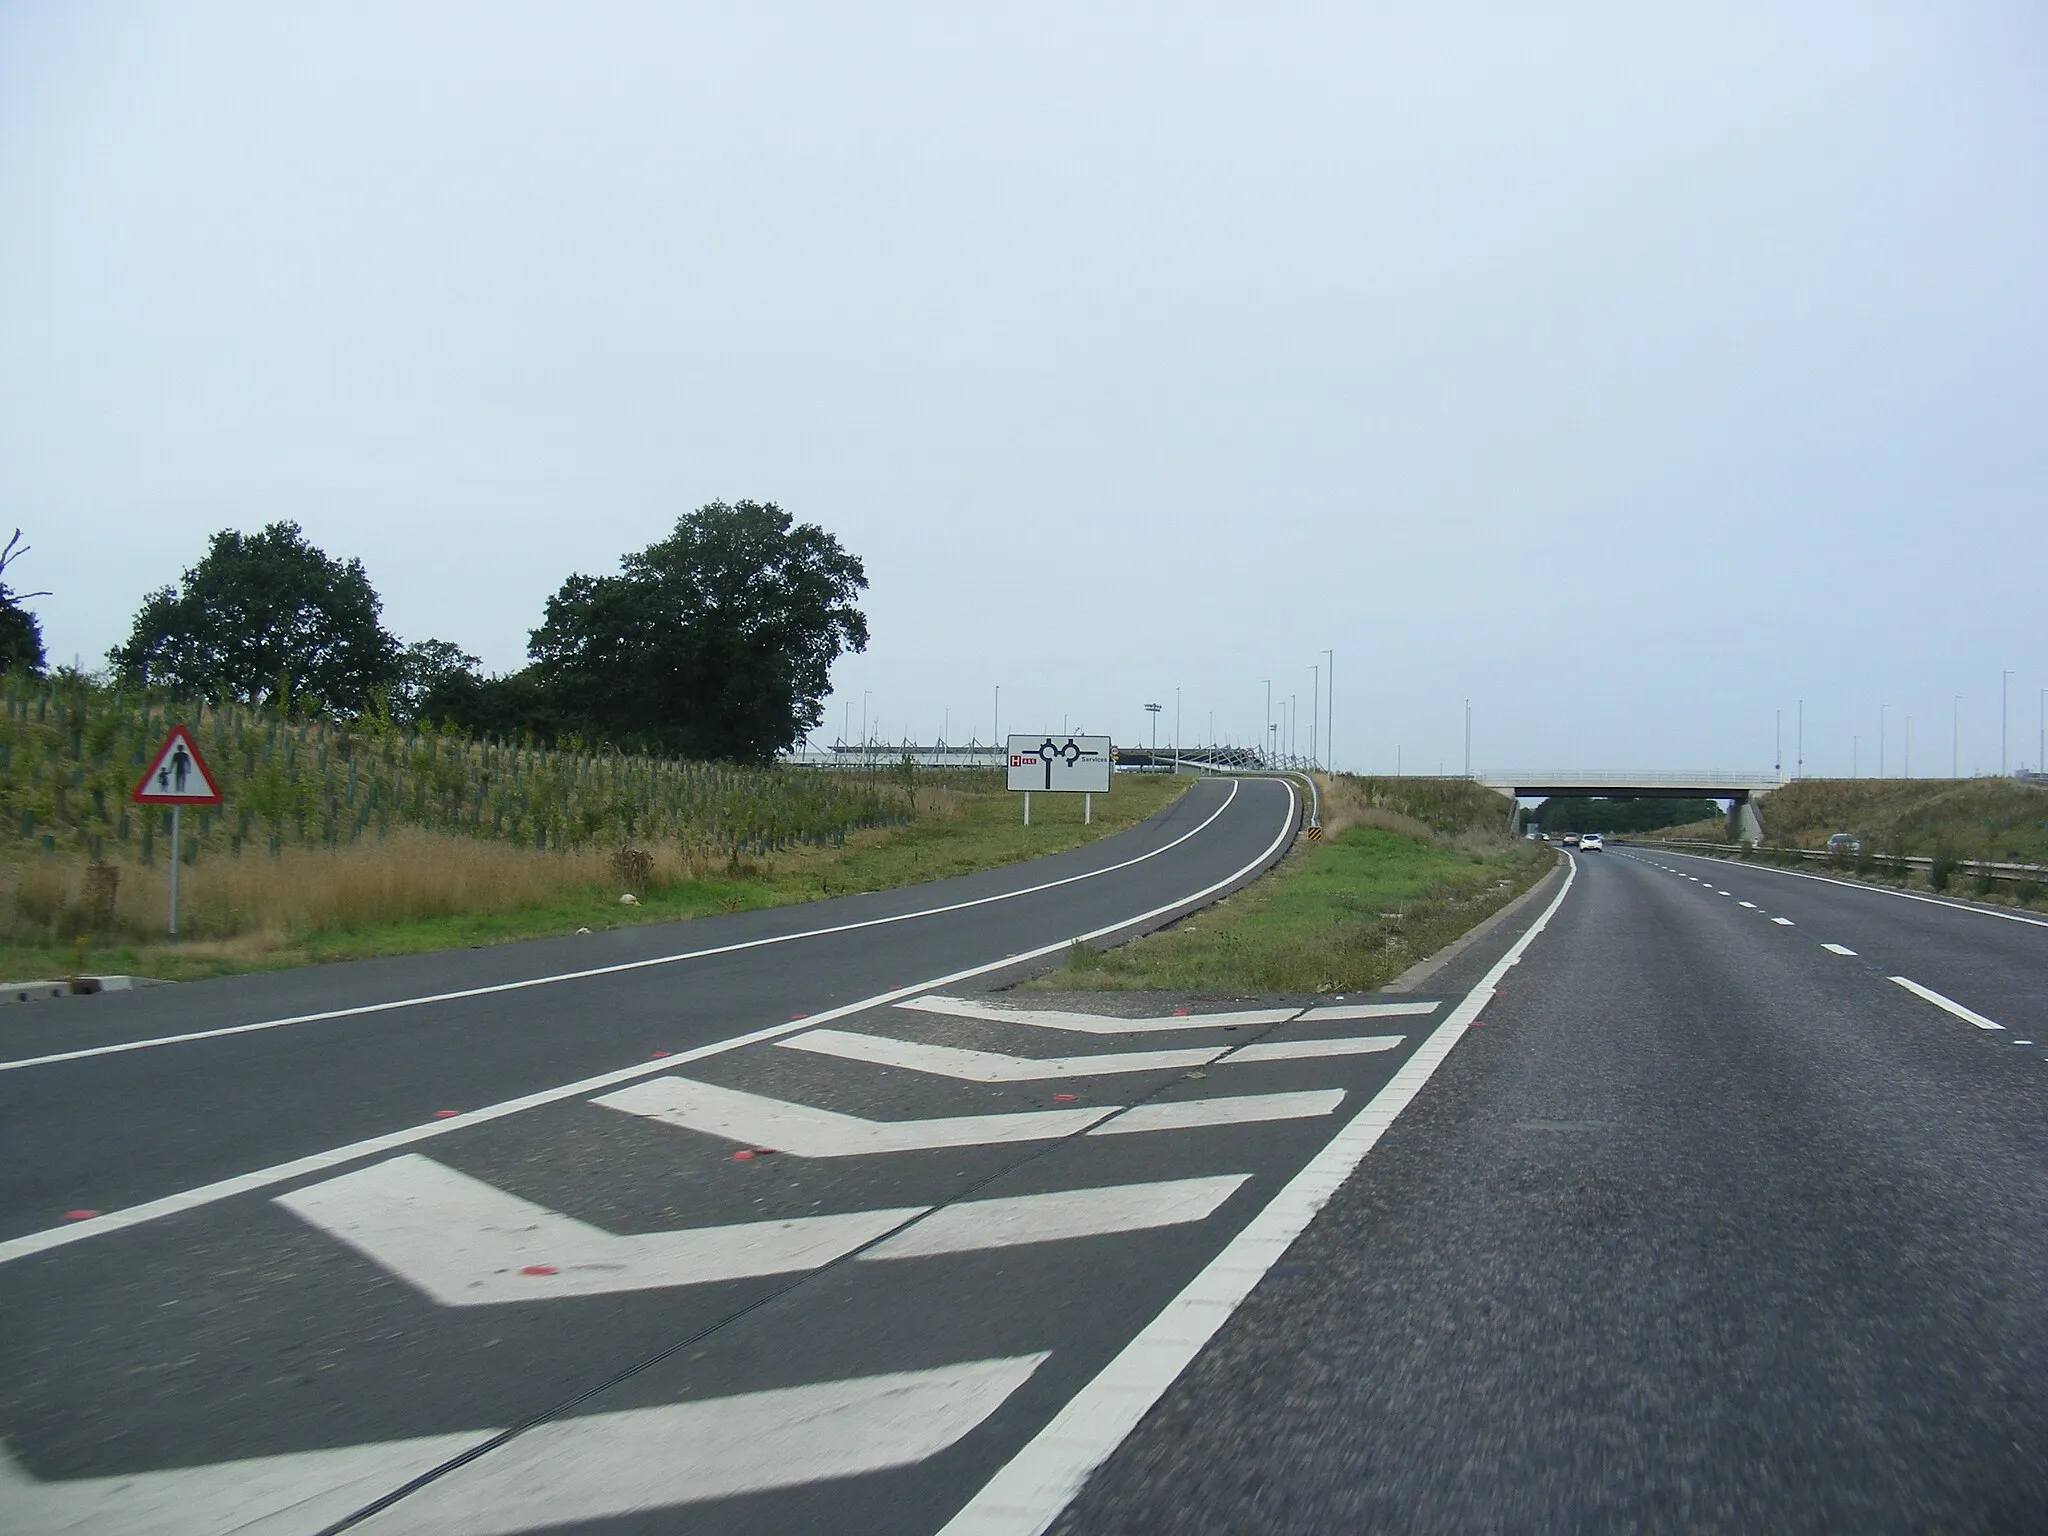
[1085,792,1092,825]
[168,805,181,938]
[1023,791,1031,827]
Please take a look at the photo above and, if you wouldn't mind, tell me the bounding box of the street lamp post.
[1173,687,1181,772]
[1311,665,1319,768]
[1463,698,1472,779]
[2003,669,2014,775]
[1263,680,1272,766]
[1322,649,1334,772]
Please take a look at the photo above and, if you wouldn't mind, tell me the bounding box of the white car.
[1579,833,1604,852]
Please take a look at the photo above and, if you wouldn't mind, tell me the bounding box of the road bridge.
[1474,770,1784,841]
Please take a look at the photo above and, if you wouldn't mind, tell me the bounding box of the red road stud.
[520,1264,558,1276]
[1052,1093,1078,1103]
[62,1210,99,1221]
[731,1150,756,1160]
[433,1110,460,1119]
[649,1050,671,1058]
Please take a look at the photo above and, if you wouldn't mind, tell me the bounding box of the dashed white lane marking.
[1297,1001,1439,1022]
[1890,976,2005,1031]
[1716,890,1732,896]
[1771,917,1795,926]
[896,995,1300,1035]
[595,1077,1114,1154]
[0,1356,1048,1535]
[1738,901,1759,909]
[1088,1090,1345,1135]
[1224,1035,1405,1063]
[277,1156,1250,1301]
[1823,943,1857,955]
[862,1177,1249,1260]
[784,1029,1221,1081]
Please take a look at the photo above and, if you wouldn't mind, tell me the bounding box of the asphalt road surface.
[1053,843,2048,1532]
[4,803,2040,1534]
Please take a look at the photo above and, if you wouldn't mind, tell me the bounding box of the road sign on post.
[1007,735,1112,825]
[131,725,223,938]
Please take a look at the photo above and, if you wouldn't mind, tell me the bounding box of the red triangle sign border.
[131,725,224,807]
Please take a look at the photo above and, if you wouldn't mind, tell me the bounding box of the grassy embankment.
[0,677,1189,980]
[1034,774,1552,995]
[1638,776,2048,903]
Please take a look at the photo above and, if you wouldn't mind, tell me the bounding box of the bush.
[1929,846,1956,892]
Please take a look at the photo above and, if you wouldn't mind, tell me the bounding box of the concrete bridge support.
[1728,792,1766,846]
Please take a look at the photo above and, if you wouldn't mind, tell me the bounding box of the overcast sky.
[3,2,2043,775]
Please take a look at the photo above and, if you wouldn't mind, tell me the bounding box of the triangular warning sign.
[132,725,223,806]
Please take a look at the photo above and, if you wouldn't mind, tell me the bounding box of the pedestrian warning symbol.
[132,726,223,807]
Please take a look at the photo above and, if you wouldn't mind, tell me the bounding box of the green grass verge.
[1,774,1191,983]
[1034,821,1551,995]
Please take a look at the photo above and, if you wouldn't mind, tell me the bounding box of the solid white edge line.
[935,851,1579,1536]
[1655,849,2048,930]
[1889,976,2005,1030]
[0,780,1254,1074]
[0,782,1300,1265]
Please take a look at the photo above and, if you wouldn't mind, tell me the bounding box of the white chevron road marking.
[1089,1090,1346,1134]
[277,1155,927,1304]
[782,1028,1224,1081]
[784,1027,1406,1080]
[862,1176,1250,1259]
[278,1158,1253,1303]
[1296,1000,1440,1021]
[0,1356,1048,1536]
[1224,1035,1404,1063]
[896,994,1302,1034]
[594,1076,1115,1154]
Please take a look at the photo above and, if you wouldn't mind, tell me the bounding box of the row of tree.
[73,502,866,764]
[1530,796,1724,834]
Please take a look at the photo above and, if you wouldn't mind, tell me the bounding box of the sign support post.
[168,806,181,936]
[132,724,224,940]
[1023,792,1030,827]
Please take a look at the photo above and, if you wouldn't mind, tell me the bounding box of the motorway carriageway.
[3,791,2043,1532]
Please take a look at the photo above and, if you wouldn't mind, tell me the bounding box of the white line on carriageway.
[780,1028,1407,1081]
[0,1356,1050,1534]
[1653,848,2048,931]
[1890,976,2006,1031]
[0,779,1265,1074]
[276,1155,1250,1305]
[0,781,1302,1265]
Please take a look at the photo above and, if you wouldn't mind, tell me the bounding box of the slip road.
[0,775,1563,1535]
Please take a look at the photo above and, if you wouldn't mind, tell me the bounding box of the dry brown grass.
[0,832,644,950]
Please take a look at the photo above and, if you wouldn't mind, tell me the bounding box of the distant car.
[1827,832,1861,855]
[1579,833,1604,852]
[1562,834,1581,847]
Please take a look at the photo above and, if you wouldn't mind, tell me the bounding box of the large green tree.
[0,530,48,677]
[109,521,400,713]
[530,501,868,761]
